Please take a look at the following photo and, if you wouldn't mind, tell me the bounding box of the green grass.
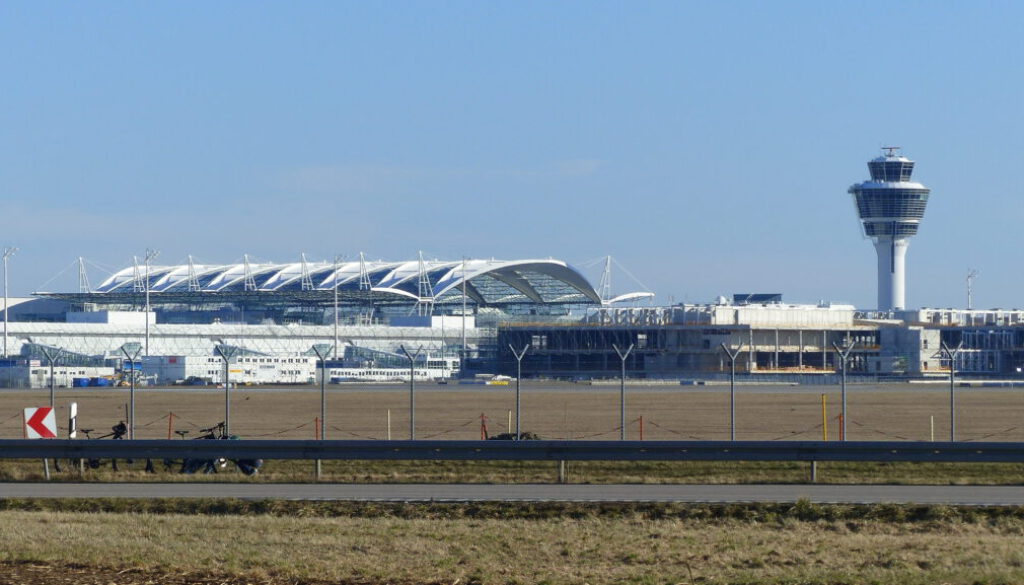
[3,457,1024,485]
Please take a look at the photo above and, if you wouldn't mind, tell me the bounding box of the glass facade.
[854,189,929,218]
[849,154,931,239]
[868,160,915,182]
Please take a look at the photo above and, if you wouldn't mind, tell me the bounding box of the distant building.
[498,300,1024,379]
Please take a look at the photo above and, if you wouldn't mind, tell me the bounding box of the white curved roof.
[91,257,606,305]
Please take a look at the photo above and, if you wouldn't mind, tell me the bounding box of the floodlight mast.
[967,269,979,310]
[2,247,16,359]
[461,257,467,377]
[333,255,341,359]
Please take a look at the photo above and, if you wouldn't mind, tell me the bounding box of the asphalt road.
[1,482,1023,505]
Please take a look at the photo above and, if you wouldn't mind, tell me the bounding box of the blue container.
[91,377,111,387]
[72,377,90,387]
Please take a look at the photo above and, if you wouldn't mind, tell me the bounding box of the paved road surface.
[1,483,1023,505]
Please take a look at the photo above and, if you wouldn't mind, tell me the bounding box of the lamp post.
[832,340,857,441]
[509,344,529,440]
[940,341,963,441]
[214,344,239,435]
[399,345,423,439]
[143,248,159,357]
[2,247,16,359]
[612,343,634,441]
[120,343,143,439]
[332,255,340,359]
[720,343,744,441]
[461,257,468,377]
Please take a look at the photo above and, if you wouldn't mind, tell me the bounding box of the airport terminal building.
[3,152,1023,386]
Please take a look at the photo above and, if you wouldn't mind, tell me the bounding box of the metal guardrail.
[2,439,1024,463]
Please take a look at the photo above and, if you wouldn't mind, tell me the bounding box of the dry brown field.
[1,382,1022,442]
[3,507,1024,585]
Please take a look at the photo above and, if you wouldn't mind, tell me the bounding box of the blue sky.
[1,2,1022,309]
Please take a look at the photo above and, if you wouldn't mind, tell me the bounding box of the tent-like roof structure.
[39,257,608,308]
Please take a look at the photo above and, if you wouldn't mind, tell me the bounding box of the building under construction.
[498,299,1024,379]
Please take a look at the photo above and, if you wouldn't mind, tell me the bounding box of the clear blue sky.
[1,2,1022,309]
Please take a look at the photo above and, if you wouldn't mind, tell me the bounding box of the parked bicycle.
[79,422,155,472]
[176,422,263,476]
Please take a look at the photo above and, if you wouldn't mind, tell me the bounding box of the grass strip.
[2,497,1024,523]
[5,458,1024,485]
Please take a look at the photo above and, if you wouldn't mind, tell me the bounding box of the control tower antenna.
[848,148,932,311]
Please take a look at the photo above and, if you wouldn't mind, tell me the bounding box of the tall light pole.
[143,248,159,356]
[832,340,857,441]
[333,255,340,359]
[940,341,964,441]
[509,344,529,440]
[120,342,143,439]
[461,257,468,377]
[3,247,17,359]
[967,269,979,310]
[612,343,634,440]
[720,343,744,441]
[399,345,423,439]
[214,344,239,435]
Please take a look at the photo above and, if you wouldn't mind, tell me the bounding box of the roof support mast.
[358,252,373,326]
[77,257,91,293]
[415,251,434,317]
[300,253,314,291]
[242,255,256,292]
[598,255,612,304]
[187,255,200,292]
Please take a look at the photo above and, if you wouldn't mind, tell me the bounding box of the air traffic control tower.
[848,148,931,311]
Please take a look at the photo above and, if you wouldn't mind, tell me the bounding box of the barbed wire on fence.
[848,419,912,441]
[248,420,313,438]
[326,424,382,440]
[644,419,704,440]
[420,418,478,439]
[964,426,1020,442]
[2,401,1024,442]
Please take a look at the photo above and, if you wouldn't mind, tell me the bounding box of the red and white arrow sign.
[24,407,57,439]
